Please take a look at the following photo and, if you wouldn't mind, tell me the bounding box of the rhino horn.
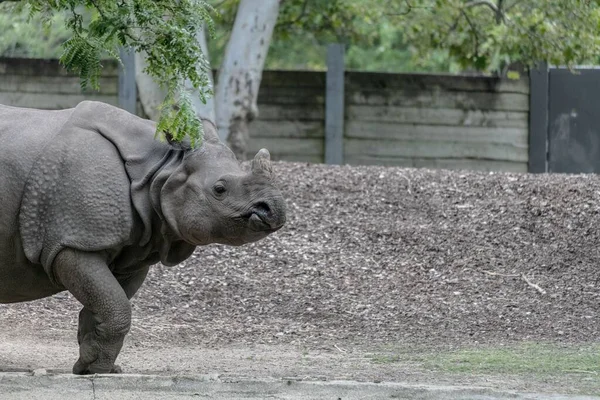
[201,119,220,143]
[251,148,273,179]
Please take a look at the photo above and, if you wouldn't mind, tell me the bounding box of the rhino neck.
[146,150,196,266]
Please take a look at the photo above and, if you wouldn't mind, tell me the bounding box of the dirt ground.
[1,162,600,394]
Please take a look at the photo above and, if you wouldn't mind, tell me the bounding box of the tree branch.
[464,0,506,23]
[464,0,499,12]
[461,9,481,55]
[495,0,504,24]
[386,0,431,16]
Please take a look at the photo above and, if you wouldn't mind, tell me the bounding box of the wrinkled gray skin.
[0,101,286,375]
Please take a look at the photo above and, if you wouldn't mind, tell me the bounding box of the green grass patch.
[369,342,600,376]
[370,354,402,364]
[425,343,600,375]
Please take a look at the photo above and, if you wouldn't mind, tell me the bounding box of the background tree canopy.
[0,0,458,73]
[3,1,599,73]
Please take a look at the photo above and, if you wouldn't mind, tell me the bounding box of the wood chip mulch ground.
[3,162,600,348]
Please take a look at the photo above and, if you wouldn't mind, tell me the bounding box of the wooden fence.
[0,57,530,172]
[0,58,119,108]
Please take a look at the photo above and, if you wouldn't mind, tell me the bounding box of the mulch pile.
[4,162,600,348]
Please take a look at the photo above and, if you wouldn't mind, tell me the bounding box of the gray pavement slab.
[0,372,599,400]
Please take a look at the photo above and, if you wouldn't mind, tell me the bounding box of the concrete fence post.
[325,43,345,165]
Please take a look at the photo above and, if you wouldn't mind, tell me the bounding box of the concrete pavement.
[0,371,599,400]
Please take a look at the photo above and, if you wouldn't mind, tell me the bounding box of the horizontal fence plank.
[0,92,118,109]
[248,137,324,157]
[249,120,324,139]
[256,104,325,121]
[259,70,326,88]
[0,75,118,95]
[344,138,528,162]
[258,86,324,97]
[347,105,528,129]
[346,121,527,145]
[346,72,529,94]
[345,154,527,172]
[257,93,325,105]
[0,58,119,77]
[347,90,529,111]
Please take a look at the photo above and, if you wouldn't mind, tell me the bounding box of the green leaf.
[506,70,520,80]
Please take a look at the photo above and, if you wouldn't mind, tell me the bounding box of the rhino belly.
[0,232,63,303]
[0,158,61,302]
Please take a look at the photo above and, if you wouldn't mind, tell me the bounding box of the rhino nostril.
[253,202,271,219]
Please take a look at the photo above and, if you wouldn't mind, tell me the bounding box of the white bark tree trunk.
[134,52,163,122]
[135,26,216,124]
[215,0,280,160]
[190,25,216,124]
[135,2,279,159]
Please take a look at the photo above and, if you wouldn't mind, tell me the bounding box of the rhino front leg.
[54,249,131,375]
[77,266,150,373]
[76,308,124,373]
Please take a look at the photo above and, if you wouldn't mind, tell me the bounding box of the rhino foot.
[72,331,126,375]
[72,363,123,375]
[110,364,123,374]
[74,365,123,375]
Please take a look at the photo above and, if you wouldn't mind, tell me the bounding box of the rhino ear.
[201,119,220,143]
[164,131,192,151]
[164,119,219,150]
[251,148,273,179]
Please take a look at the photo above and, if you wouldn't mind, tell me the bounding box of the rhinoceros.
[0,101,286,374]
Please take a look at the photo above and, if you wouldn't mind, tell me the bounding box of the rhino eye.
[213,183,227,195]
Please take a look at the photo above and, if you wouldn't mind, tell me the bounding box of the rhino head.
[160,121,286,246]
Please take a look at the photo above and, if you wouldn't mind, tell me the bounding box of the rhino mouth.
[246,202,284,232]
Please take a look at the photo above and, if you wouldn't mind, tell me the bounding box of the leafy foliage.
[2,0,216,145]
[207,0,461,72]
[0,6,71,58]
[210,0,600,75]
[282,0,600,75]
[400,0,600,75]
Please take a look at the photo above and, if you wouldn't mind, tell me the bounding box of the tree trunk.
[215,0,280,160]
[134,52,163,122]
[135,26,216,124]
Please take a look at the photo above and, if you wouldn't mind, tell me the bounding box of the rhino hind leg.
[53,249,131,375]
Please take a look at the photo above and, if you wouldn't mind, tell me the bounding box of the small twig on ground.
[521,274,546,295]
[481,270,519,278]
[334,344,347,353]
[398,174,412,194]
